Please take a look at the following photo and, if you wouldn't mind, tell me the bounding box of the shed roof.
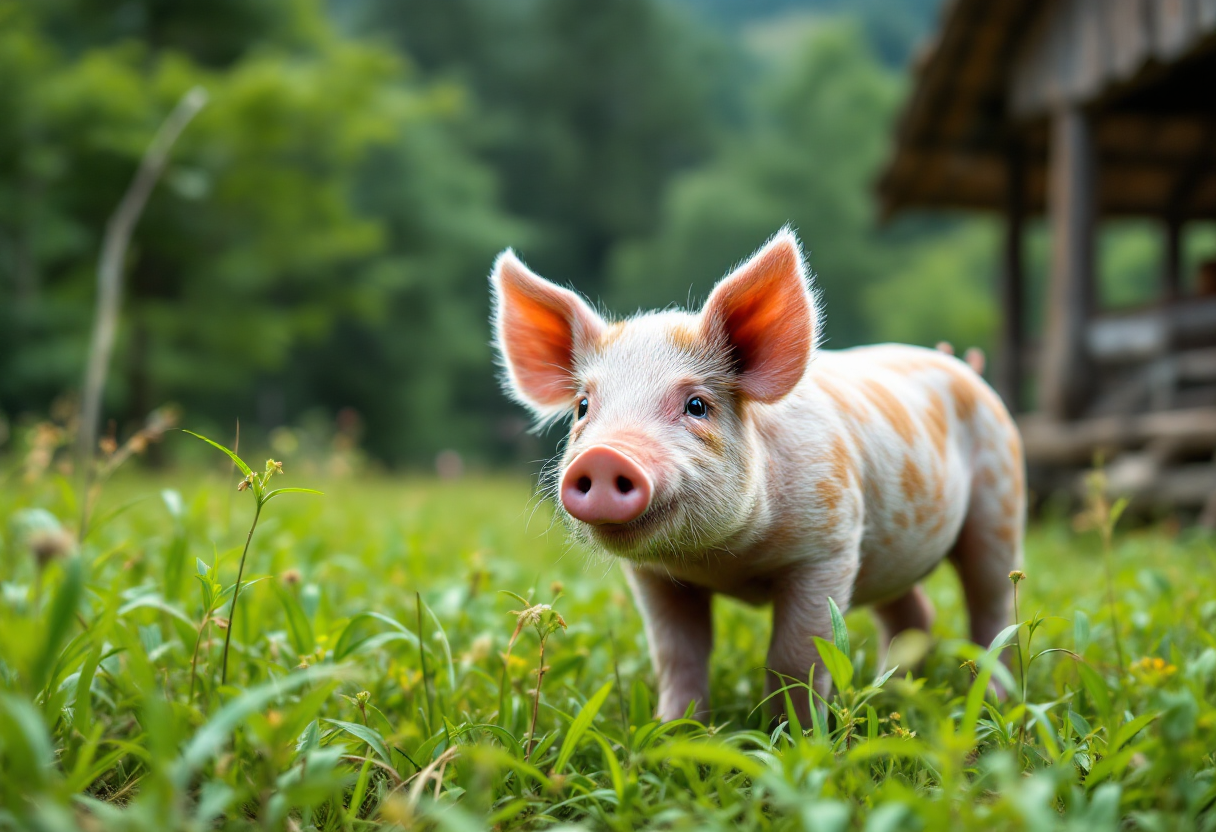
[877,0,1216,220]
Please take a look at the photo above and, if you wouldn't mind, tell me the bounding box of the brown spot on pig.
[666,322,701,353]
[599,321,628,349]
[943,363,979,421]
[926,514,946,536]
[825,435,857,485]
[901,458,926,501]
[815,376,868,425]
[924,390,949,459]
[860,379,916,444]
[1008,436,1024,467]
[816,479,843,512]
[879,356,934,374]
[865,477,885,514]
[689,422,726,456]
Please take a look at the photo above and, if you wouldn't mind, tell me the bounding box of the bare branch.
[77,86,208,501]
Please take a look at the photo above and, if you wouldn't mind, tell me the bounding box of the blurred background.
[1,0,1214,504]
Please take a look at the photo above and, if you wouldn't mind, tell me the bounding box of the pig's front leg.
[624,564,713,722]
[765,559,858,725]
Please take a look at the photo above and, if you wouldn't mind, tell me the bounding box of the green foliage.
[2,463,1216,829]
[5,0,1213,473]
[608,23,900,345]
[864,221,999,354]
[183,430,319,685]
[0,0,519,464]
[364,0,737,296]
[0,0,1008,467]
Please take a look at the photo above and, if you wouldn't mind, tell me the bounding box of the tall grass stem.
[527,638,546,758]
[221,502,261,686]
[1102,527,1126,674]
[417,592,434,732]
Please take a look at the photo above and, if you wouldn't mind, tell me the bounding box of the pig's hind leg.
[874,585,935,644]
[948,464,1024,652]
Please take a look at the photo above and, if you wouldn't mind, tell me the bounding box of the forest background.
[0,0,1194,469]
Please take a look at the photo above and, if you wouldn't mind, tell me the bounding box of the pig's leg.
[765,559,857,724]
[949,490,1022,652]
[624,565,713,722]
[874,585,935,645]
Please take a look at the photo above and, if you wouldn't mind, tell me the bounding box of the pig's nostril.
[561,446,652,525]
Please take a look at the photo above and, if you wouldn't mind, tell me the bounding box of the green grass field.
[2,451,1215,830]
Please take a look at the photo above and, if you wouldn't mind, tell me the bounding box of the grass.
[1,453,1216,831]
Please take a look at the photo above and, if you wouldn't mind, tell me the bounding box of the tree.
[607,24,899,346]
[0,0,521,464]
[363,0,739,296]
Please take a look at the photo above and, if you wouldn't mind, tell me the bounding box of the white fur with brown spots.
[490,227,1025,723]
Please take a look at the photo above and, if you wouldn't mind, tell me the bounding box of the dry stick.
[405,746,460,806]
[77,86,208,538]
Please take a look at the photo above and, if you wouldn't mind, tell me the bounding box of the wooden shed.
[878,0,1216,518]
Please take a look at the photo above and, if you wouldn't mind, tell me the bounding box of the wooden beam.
[1164,215,1183,301]
[1039,104,1097,419]
[996,140,1026,410]
[1019,405,1216,464]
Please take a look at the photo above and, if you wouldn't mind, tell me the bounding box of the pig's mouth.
[578,500,676,553]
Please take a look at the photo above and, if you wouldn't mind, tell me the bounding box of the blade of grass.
[556,680,614,772]
[417,592,434,734]
[182,430,252,479]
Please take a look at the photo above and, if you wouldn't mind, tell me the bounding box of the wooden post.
[1163,215,1182,303]
[996,140,1025,412]
[1039,104,1095,421]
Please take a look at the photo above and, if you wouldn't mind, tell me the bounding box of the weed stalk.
[1099,512,1126,674]
[221,501,261,686]
[184,431,320,689]
[1081,465,1127,675]
[1009,570,1027,756]
[503,592,566,759]
[188,615,209,704]
[527,637,547,757]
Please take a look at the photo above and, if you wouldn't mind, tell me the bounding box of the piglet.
[490,227,1024,722]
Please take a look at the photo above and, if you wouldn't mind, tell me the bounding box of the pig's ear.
[701,227,818,403]
[491,249,606,416]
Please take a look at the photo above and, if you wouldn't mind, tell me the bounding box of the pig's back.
[793,344,1021,604]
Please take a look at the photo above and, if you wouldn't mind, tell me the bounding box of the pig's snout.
[560,446,653,525]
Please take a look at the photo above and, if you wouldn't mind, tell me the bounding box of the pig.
[490,227,1025,722]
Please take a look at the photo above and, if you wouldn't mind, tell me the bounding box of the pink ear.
[701,228,817,403]
[491,250,606,414]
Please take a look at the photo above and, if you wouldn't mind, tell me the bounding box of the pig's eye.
[576,397,589,420]
[684,396,708,418]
